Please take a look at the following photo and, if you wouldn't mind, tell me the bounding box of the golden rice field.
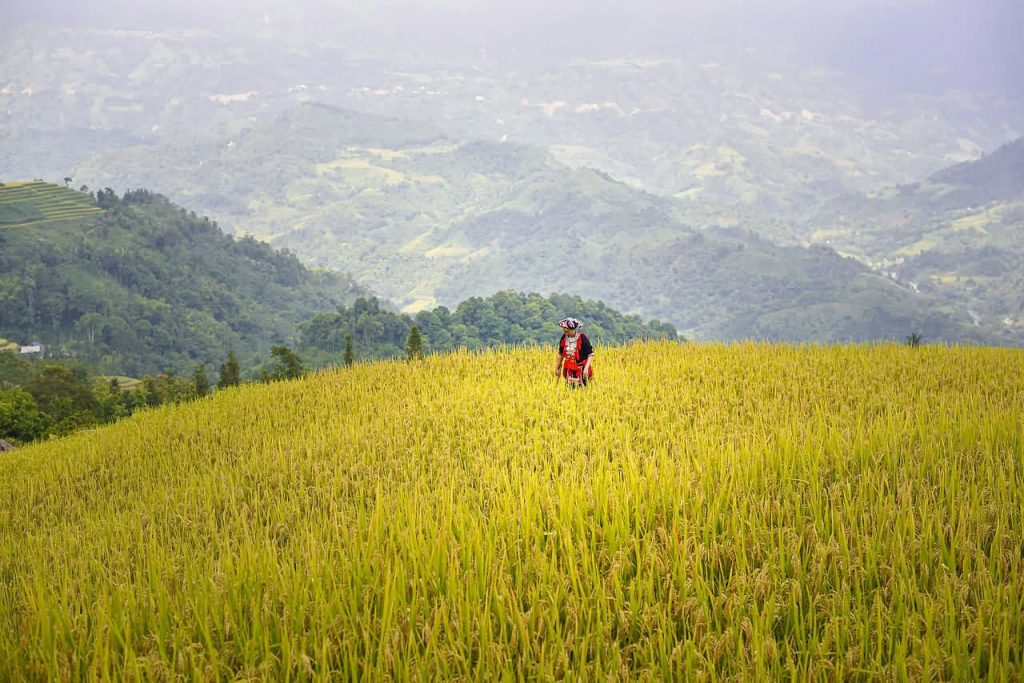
[1,342,1022,680]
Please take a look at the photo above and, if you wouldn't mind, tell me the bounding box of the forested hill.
[0,182,366,376]
[927,138,1024,207]
[76,102,1004,344]
[794,138,1024,336]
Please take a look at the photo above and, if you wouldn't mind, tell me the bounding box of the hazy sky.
[5,0,1023,95]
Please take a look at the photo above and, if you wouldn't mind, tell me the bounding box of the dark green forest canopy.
[0,184,366,376]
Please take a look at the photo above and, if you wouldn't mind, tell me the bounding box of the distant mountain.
[4,24,1021,215]
[928,138,1024,205]
[0,182,367,375]
[74,104,1003,343]
[795,138,1024,334]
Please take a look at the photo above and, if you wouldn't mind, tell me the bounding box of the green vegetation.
[0,183,366,377]
[296,291,677,364]
[0,341,337,446]
[793,138,1024,336]
[68,103,1003,344]
[218,351,241,388]
[263,344,306,382]
[343,334,354,367]
[0,351,199,445]
[1,342,1021,677]
[192,363,211,398]
[0,343,316,446]
[405,324,424,361]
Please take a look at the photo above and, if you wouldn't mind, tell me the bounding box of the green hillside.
[75,103,1002,344]
[0,183,367,376]
[0,181,102,227]
[795,138,1024,335]
[1,342,1022,678]
[928,138,1024,206]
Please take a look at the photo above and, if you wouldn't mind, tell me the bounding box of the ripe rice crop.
[1,342,1022,680]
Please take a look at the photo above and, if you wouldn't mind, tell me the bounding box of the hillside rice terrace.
[0,342,1021,679]
[0,181,103,227]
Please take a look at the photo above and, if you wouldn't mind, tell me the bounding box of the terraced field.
[1,342,1022,679]
[0,180,103,227]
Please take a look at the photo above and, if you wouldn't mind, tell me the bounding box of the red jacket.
[559,332,594,379]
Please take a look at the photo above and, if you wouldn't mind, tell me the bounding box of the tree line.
[0,348,290,446]
[296,290,678,364]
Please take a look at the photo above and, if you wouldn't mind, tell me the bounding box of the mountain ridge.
[792,136,1024,334]
[0,182,368,375]
[69,103,1010,344]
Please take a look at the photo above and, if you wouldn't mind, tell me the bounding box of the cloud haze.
[4,0,1022,94]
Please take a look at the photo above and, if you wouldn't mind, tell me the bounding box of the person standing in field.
[554,317,594,387]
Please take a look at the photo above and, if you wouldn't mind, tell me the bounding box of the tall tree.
[0,389,51,442]
[270,345,305,380]
[139,376,162,407]
[219,350,241,387]
[343,334,354,367]
[192,363,210,397]
[25,365,98,422]
[405,325,424,361]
